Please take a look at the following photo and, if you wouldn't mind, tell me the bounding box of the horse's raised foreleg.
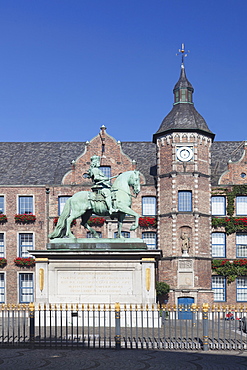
[117,206,140,231]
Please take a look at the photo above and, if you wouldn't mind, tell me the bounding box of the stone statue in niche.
[180,228,191,256]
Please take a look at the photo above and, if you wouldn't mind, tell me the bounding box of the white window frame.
[142,232,157,249]
[211,196,226,216]
[99,166,111,178]
[236,233,247,257]
[0,232,5,258]
[18,232,34,258]
[114,231,130,239]
[58,196,71,215]
[17,195,34,215]
[0,195,5,214]
[237,277,247,302]
[87,231,102,238]
[211,232,226,258]
[236,196,247,215]
[142,197,156,216]
[18,273,34,304]
[212,276,226,302]
[0,272,6,303]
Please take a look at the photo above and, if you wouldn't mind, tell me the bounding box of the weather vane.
[176,43,190,65]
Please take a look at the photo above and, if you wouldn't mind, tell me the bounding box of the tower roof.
[153,64,215,142]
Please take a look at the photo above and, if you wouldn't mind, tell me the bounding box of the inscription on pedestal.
[57,270,133,296]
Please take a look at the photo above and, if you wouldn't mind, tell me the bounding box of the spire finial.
[177,43,190,65]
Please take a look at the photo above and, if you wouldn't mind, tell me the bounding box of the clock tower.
[153,51,215,305]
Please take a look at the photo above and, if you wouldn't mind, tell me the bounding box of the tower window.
[178,191,192,212]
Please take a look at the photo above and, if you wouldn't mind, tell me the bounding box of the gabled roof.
[211,141,245,185]
[0,140,244,187]
[0,141,157,186]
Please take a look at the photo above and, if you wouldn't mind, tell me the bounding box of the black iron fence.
[0,303,247,350]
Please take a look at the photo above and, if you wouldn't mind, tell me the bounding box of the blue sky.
[0,0,246,143]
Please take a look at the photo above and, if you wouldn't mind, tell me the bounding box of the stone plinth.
[31,239,162,305]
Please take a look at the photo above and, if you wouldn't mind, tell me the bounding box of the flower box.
[14,257,35,267]
[53,217,76,226]
[0,258,7,267]
[87,217,105,227]
[212,217,247,235]
[0,214,7,223]
[15,214,36,223]
[212,259,247,284]
[139,217,157,228]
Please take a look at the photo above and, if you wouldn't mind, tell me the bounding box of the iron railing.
[0,303,246,350]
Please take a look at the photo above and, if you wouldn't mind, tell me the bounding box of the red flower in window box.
[0,214,7,223]
[15,214,36,223]
[0,258,7,267]
[14,257,35,267]
[139,217,157,228]
[53,217,76,226]
[87,217,105,227]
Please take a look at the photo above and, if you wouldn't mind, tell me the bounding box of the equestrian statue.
[49,155,141,239]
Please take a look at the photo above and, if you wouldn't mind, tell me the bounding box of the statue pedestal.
[32,239,162,305]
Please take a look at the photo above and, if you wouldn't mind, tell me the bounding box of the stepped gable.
[211,141,244,185]
[0,140,156,186]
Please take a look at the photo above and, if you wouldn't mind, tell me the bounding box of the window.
[0,196,4,214]
[236,233,247,257]
[178,191,192,212]
[19,233,34,258]
[0,234,5,258]
[18,196,33,214]
[237,278,247,302]
[87,231,102,238]
[142,232,157,249]
[236,196,247,215]
[0,274,5,303]
[114,231,130,238]
[142,197,156,216]
[19,274,34,303]
[212,233,226,258]
[99,166,111,178]
[58,196,71,215]
[212,276,226,301]
[211,196,226,216]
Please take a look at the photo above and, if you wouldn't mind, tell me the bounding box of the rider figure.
[87,155,116,215]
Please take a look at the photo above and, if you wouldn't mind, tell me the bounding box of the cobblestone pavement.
[0,348,246,370]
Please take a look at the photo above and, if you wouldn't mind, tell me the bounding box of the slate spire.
[153,58,214,143]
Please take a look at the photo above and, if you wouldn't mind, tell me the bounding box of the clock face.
[177,146,193,162]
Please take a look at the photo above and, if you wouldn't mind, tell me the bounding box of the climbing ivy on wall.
[212,185,247,234]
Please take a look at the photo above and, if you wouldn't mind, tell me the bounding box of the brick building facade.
[0,63,247,305]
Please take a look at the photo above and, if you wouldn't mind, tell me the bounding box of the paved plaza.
[0,348,246,369]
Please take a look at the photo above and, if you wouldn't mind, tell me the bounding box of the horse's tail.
[48,199,71,239]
